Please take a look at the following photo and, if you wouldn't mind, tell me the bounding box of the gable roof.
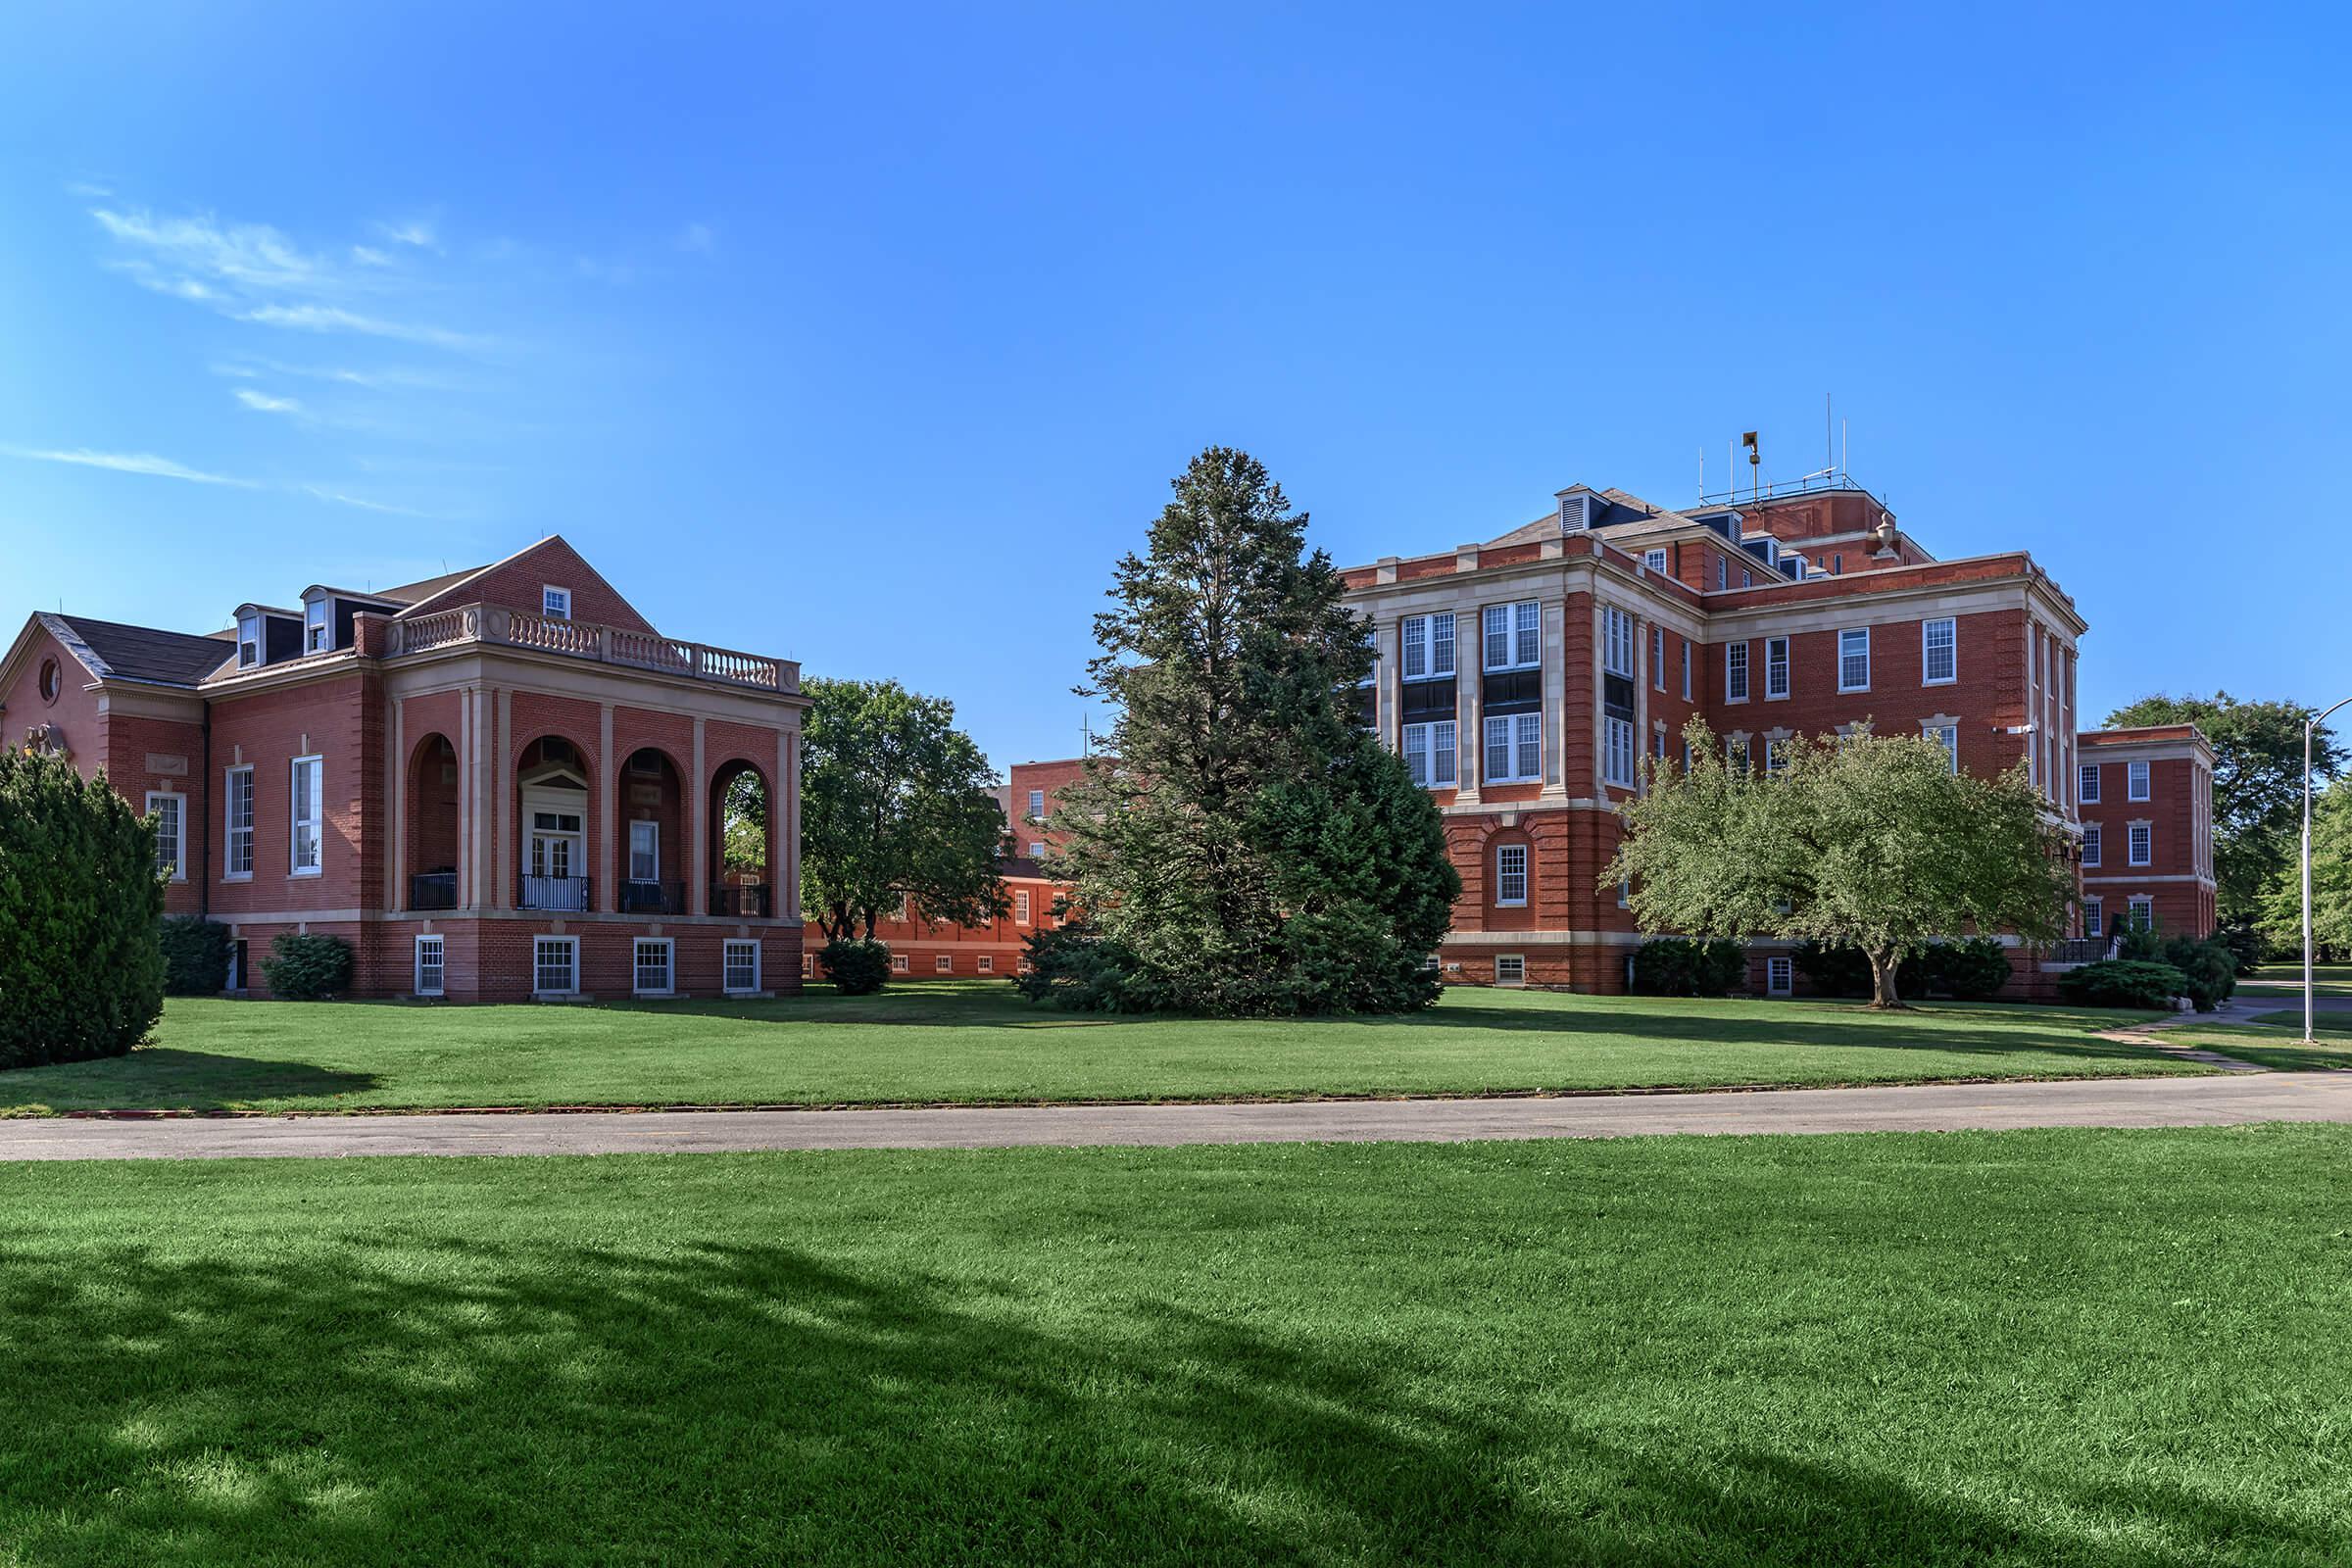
[373,565,486,605]
[390,534,660,633]
[40,612,234,688]
[1483,487,1694,549]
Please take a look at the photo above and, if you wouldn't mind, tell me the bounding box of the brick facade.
[2078,726,2217,941]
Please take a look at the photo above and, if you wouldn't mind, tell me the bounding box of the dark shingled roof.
[43,612,234,688]
[996,855,1052,880]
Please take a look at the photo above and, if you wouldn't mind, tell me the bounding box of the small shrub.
[1013,922,1158,1012]
[1631,938,1748,998]
[819,938,893,997]
[1923,938,2013,1002]
[1792,941,1926,1001]
[158,916,233,996]
[260,933,354,1001]
[2057,959,2189,1010]
[2160,935,2238,1013]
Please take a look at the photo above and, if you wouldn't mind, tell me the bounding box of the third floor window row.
[1484,601,1542,672]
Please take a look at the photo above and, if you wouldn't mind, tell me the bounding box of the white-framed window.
[633,938,674,997]
[1484,712,1542,783]
[304,598,331,654]
[223,765,254,879]
[1786,556,1807,581]
[935,953,953,973]
[892,953,910,974]
[1403,719,1458,789]
[1601,607,1636,678]
[236,612,262,669]
[1725,641,1749,702]
[1764,636,1789,700]
[2129,822,2152,866]
[1714,557,1728,591]
[2082,822,2102,865]
[534,936,579,995]
[1654,725,1669,760]
[1027,841,1045,858]
[1027,788,1045,819]
[1015,889,1032,923]
[1741,567,1753,588]
[1680,640,1691,701]
[801,952,813,979]
[289,756,323,874]
[2080,763,2101,803]
[1764,737,1788,775]
[1604,715,1636,788]
[2083,896,2104,937]
[1929,724,1958,771]
[2128,760,2150,801]
[1767,956,1793,996]
[541,586,572,620]
[1922,618,1957,685]
[1642,548,1668,572]
[145,791,186,881]
[1483,601,1541,671]
[1838,627,1871,692]
[1401,611,1455,679]
[1650,625,1664,690]
[722,939,761,995]
[1728,737,1751,771]
[1494,843,1528,906]
[628,819,660,882]
[977,955,995,974]
[1494,954,1525,985]
[2129,896,2154,932]
[415,935,445,998]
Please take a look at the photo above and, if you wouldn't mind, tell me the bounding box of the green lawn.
[0,985,2192,1114]
[4,1130,2350,1564]
[2238,962,2352,998]
[2167,1013,2352,1073]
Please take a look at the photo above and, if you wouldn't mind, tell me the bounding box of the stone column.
[690,717,710,916]
[1541,597,1568,799]
[388,696,406,910]
[1456,608,1482,805]
[599,703,616,911]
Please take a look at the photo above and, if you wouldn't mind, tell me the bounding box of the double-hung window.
[2082,896,2104,937]
[2129,822,2152,866]
[1714,557,1728,591]
[289,756,323,875]
[1027,788,1045,820]
[1603,716,1636,788]
[1484,713,1542,784]
[1838,627,1871,692]
[146,791,186,881]
[1725,642,1749,702]
[1680,640,1690,700]
[2129,896,2154,931]
[1494,844,1528,906]
[1767,956,1793,996]
[1483,601,1540,671]
[236,612,262,669]
[633,938,674,996]
[2128,760,2150,802]
[1642,548,1668,572]
[304,598,331,654]
[2079,763,2101,804]
[534,936,579,995]
[223,765,255,879]
[2082,823,2102,865]
[628,820,660,882]
[1928,724,1959,772]
[722,939,760,995]
[1763,738,1788,775]
[1922,617,1957,685]
[414,934,445,998]
[1601,608,1636,679]
[541,586,572,620]
[1015,889,1032,923]
[1401,611,1455,679]
[1650,625,1664,691]
[1764,637,1789,700]
[1403,719,1458,789]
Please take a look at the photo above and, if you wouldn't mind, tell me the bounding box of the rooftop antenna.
[1826,394,1834,474]
[1842,419,1849,476]
[1697,445,1704,499]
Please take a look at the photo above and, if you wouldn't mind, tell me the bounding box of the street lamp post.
[2304,697,2352,1045]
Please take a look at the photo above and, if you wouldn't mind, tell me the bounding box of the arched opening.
[407,732,461,908]
[710,759,772,917]
[617,747,686,913]
[515,734,594,911]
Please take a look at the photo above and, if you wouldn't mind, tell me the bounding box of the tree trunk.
[1866,946,1909,1009]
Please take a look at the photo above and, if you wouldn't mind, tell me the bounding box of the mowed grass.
[2239,962,2352,998]
[0,984,2192,1114]
[2172,1012,2352,1073]
[4,1130,2351,1564]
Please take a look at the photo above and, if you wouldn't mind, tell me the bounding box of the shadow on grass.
[0,1230,2315,1564]
[0,1051,379,1111]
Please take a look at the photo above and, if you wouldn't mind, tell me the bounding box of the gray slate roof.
[43,612,234,688]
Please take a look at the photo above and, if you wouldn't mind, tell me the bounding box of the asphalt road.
[6,1071,2351,1160]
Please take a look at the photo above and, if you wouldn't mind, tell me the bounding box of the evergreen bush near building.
[259,933,354,1002]
[0,748,166,1068]
[1922,937,2014,1001]
[1630,938,1747,998]
[2056,959,2190,1010]
[818,939,893,997]
[2159,934,2238,1012]
[158,915,233,996]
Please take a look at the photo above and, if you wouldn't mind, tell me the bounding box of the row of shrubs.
[159,917,352,1001]
[1629,936,2016,1001]
[2057,928,2239,1011]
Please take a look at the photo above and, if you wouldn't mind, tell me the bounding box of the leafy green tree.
[720,771,767,873]
[2258,784,2351,959]
[2103,692,2344,924]
[0,749,166,1067]
[798,677,1007,942]
[1026,446,1459,1015]
[1604,721,2071,1008]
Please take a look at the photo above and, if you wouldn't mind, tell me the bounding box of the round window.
[38,658,61,704]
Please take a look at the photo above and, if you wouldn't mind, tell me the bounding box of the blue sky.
[4,2,2346,772]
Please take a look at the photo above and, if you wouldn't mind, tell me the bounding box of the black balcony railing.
[518,874,593,912]
[709,883,772,918]
[618,879,686,915]
[410,871,458,910]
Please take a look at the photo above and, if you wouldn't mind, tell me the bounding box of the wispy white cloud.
[3,446,259,487]
[675,221,717,254]
[91,207,334,294]
[238,303,484,351]
[298,485,443,517]
[373,217,438,250]
[210,358,455,392]
[351,244,394,267]
[234,388,303,416]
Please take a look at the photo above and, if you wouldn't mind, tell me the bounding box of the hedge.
[2056,959,2189,1010]
[260,933,354,1001]
[1631,938,1747,998]
[159,915,234,996]
[819,938,893,996]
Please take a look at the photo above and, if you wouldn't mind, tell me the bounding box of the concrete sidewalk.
[6,1071,2352,1160]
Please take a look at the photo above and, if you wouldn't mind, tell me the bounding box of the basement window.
[1495,955,1525,985]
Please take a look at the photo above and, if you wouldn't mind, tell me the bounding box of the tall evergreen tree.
[1022,447,1458,1014]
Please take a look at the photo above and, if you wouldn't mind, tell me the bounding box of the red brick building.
[2076,725,2217,941]
[0,536,806,1002]
[1340,477,2112,996]
[860,760,1083,978]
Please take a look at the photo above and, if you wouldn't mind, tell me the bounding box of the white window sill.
[222,873,252,883]
[290,868,322,879]
[1923,676,1957,687]
[1494,902,1528,910]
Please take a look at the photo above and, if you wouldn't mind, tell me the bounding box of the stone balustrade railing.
[381,604,797,693]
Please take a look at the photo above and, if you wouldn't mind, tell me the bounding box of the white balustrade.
[384,602,792,691]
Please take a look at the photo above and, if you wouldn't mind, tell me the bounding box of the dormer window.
[542,586,572,621]
[236,612,262,668]
[1557,492,1596,531]
[304,598,331,654]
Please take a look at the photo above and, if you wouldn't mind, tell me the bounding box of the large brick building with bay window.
[1339,475,2167,996]
[0,536,805,1002]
